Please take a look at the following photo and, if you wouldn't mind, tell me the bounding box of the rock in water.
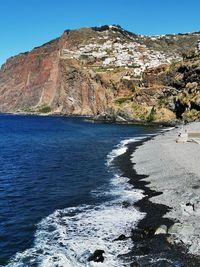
[88,249,105,263]
[154,224,168,235]
[114,234,128,241]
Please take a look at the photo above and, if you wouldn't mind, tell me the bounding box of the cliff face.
[0,39,60,113]
[111,55,200,124]
[0,25,200,122]
[0,27,128,115]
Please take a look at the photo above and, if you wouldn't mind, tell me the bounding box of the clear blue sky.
[1,0,200,66]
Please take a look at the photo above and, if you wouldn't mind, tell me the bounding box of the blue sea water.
[0,115,157,266]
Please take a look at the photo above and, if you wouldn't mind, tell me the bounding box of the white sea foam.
[106,136,147,166]
[7,204,144,267]
[91,173,145,203]
[161,127,175,132]
[6,137,147,267]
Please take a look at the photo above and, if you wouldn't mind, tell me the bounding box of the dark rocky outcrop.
[114,234,129,241]
[88,249,105,263]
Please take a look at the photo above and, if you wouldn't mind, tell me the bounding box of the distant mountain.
[0,25,200,123]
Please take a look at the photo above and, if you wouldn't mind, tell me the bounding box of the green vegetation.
[94,66,113,72]
[182,109,200,121]
[140,34,200,56]
[130,101,148,120]
[104,48,112,54]
[80,54,90,60]
[38,104,51,113]
[23,107,34,113]
[113,96,133,105]
[146,107,156,122]
[182,49,200,60]
[94,66,128,72]
[121,79,136,92]
[127,64,140,69]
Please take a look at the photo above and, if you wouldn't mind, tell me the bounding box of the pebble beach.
[133,122,200,256]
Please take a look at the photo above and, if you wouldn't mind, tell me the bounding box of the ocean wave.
[6,137,146,267]
[106,136,147,167]
[6,204,144,267]
[91,173,144,204]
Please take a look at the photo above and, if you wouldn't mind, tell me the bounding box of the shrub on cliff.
[146,107,156,122]
[38,105,51,113]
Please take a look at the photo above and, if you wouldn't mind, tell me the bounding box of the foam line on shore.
[6,137,147,267]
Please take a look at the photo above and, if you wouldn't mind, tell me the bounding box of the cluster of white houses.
[61,39,180,76]
[197,40,200,51]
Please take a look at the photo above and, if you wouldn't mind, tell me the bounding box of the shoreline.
[114,137,200,266]
[0,111,180,127]
[133,122,200,257]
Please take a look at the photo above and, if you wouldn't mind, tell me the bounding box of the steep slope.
[0,25,200,121]
[0,38,60,113]
[110,54,200,124]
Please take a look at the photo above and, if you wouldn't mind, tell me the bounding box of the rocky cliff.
[0,25,200,123]
[110,54,200,124]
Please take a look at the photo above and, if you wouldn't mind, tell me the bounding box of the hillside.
[108,53,200,124]
[0,25,200,123]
